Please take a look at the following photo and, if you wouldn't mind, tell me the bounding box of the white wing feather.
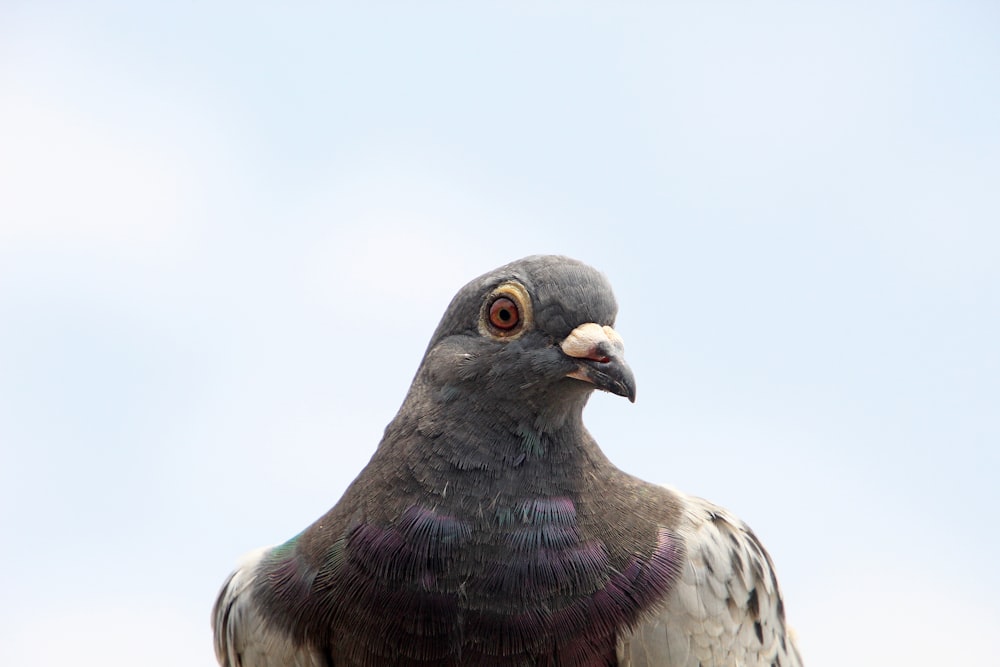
[618,488,803,667]
[212,546,326,667]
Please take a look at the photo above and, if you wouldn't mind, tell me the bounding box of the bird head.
[414,255,636,418]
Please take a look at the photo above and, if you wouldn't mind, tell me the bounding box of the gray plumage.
[213,255,803,667]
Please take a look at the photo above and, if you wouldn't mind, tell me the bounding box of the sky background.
[1,2,998,665]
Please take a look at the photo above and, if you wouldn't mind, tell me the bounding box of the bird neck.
[375,383,613,498]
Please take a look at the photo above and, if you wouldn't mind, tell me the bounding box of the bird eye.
[480,282,532,339]
[489,297,520,330]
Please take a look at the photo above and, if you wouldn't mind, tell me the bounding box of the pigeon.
[213,255,803,667]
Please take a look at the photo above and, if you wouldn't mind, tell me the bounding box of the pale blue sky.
[1,3,998,665]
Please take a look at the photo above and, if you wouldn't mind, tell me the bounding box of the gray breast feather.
[215,496,801,667]
[212,547,325,667]
[617,489,803,667]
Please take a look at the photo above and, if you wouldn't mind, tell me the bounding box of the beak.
[560,323,637,402]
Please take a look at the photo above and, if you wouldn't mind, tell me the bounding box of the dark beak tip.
[620,377,637,403]
[595,359,637,404]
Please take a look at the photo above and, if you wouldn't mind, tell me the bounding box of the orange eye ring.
[479,281,532,339]
[488,297,520,330]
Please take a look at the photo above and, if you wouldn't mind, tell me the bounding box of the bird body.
[213,256,802,667]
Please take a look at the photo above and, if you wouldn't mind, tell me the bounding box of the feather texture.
[617,489,803,667]
[213,547,326,667]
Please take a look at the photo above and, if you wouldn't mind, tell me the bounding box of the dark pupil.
[490,297,519,330]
